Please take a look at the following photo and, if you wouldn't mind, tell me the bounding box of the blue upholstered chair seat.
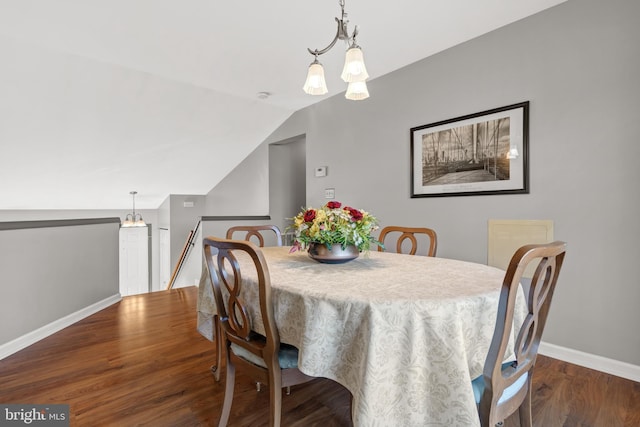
[230,332,299,370]
[472,242,566,426]
[472,362,528,405]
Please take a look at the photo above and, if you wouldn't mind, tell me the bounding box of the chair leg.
[211,315,222,382]
[218,356,236,427]
[518,385,533,427]
[268,371,283,427]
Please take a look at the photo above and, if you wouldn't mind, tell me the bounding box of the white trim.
[539,341,640,383]
[0,293,122,360]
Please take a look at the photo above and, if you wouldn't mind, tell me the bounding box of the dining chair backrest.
[203,236,313,427]
[377,226,437,256]
[226,225,283,247]
[476,241,567,427]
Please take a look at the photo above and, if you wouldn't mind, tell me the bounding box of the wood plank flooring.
[0,287,638,426]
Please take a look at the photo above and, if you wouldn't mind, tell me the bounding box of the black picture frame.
[410,101,529,198]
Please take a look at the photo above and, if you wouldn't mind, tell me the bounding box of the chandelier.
[303,0,370,100]
[121,191,146,228]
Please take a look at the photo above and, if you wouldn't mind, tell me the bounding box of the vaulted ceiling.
[0,0,566,209]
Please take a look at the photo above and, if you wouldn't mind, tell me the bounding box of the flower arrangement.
[288,201,381,253]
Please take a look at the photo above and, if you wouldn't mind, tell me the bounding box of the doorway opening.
[269,135,306,239]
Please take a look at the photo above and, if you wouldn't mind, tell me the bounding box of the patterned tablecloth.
[197,246,526,427]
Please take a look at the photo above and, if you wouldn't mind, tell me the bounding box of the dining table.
[197,245,527,427]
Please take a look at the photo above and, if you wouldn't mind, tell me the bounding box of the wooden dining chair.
[203,237,315,427]
[208,224,282,382]
[472,241,567,427]
[377,226,438,256]
[226,225,283,247]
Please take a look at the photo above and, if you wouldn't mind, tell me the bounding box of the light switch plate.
[324,188,335,199]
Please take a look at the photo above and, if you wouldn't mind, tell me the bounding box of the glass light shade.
[341,47,369,82]
[122,213,146,228]
[303,62,328,95]
[345,81,369,101]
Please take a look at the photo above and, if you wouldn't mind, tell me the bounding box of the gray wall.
[268,136,307,233]
[0,209,161,291]
[202,134,306,237]
[205,143,270,216]
[167,194,205,267]
[0,219,120,345]
[260,0,640,365]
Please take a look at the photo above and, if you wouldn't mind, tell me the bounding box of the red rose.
[346,207,363,221]
[303,209,316,222]
[326,201,342,209]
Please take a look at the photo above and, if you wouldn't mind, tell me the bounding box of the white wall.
[260,0,640,366]
[0,31,291,210]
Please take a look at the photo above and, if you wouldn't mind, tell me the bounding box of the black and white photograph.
[411,102,529,197]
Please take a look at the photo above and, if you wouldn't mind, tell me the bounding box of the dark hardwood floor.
[0,287,638,426]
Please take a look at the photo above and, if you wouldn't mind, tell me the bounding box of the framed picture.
[411,101,529,198]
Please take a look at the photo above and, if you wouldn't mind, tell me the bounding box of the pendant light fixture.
[121,191,146,228]
[303,0,369,100]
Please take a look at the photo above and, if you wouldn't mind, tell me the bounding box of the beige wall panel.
[488,220,554,278]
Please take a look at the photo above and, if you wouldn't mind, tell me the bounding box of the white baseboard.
[539,341,640,383]
[0,293,122,360]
